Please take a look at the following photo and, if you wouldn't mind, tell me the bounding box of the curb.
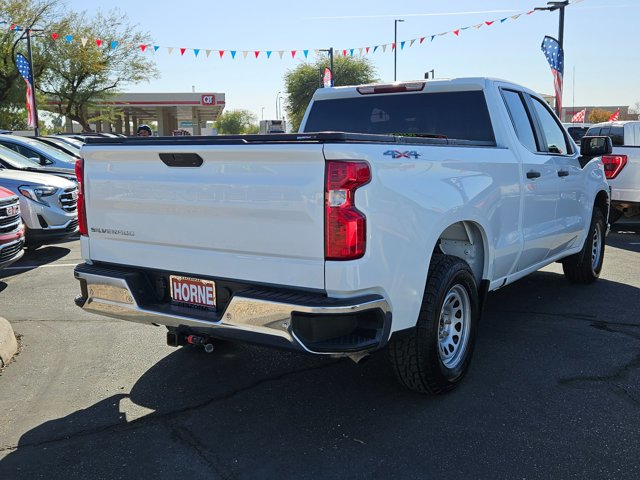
[0,316,18,368]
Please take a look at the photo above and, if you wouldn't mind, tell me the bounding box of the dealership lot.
[0,226,638,479]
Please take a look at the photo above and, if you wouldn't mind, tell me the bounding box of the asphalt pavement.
[0,227,638,479]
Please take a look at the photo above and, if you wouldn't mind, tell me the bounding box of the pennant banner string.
[1,7,549,61]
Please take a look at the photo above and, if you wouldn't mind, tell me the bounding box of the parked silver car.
[0,134,76,170]
[0,166,78,248]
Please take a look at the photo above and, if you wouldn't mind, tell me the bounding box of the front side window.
[530,97,570,155]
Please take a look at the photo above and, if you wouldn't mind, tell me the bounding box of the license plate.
[170,275,216,311]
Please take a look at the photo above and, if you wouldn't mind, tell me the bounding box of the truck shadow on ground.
[1,271,639,479]
[0,245,71,280]
[608,222,640,253]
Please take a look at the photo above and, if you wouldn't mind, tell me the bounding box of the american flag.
[541,36,564,116]
[608,109,620,121]
[571,108,586,123]
[16,54,35,128]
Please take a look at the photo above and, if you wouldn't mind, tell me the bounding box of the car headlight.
[18,185,58,206]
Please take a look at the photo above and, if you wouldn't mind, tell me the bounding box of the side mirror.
[580,135,612,157]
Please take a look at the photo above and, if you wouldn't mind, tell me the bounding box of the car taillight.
[75,158,87,236]
[325,161,371,260]
[601,154,628,179]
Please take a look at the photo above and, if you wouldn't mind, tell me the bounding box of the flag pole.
[25,28,40,136]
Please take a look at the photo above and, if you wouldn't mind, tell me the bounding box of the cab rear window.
[304,90,495,145]
[586,126,625,146]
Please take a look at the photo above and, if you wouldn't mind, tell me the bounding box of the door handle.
[557,170,569,177]
[526,170,541,179]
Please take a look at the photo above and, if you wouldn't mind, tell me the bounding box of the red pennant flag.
[291,50,296,58]
[254,51,260,58]
[342,49,347,56]
[9,24,16,30]
[485,21,494,26]
[365,47,370,54]
[95,38,103,47]
[391,43,396,51]
[219,50,225,58]
[419,37,425,44]
[453,29,460,36]
[608,108,620,121]
[180,48,186,56]
[51,33,58,40]
[140,44,147,52]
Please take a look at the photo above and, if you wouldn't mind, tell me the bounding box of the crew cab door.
[501,89,559,270]
[526,96,586,253]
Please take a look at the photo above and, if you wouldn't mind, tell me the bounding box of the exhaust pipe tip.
[347,352,370,364]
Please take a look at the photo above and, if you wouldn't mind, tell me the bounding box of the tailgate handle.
[159,153,203,167]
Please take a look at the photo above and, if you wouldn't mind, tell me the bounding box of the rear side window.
[586,125,625,146]
[501,89,537,152]
[303,90,495,144]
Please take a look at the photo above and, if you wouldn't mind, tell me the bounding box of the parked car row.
[0,133,80,270]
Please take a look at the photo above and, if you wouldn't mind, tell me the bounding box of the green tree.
[588,108,614,124]
[215,109,258,134]
[38,9,157,132]
[283,55,377,132]
[0,0,70,129]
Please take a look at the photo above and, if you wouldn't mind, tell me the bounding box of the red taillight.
[325,161,371,260]
[75,158,88,236]
[601,154,628,179]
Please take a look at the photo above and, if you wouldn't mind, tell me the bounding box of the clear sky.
[62,0,639,121]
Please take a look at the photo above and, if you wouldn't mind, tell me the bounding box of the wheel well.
[595,190,609,220]
[435,221,486,286]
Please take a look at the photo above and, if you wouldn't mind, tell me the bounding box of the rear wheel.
[388,255,479,394]
[562,208,605,284]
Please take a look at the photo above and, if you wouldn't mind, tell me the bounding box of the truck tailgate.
[81,143,326,290]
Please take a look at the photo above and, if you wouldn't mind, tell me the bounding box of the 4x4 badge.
[384,150,421,159]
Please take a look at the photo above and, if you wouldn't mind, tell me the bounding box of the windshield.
[43,137,81,155]
[0,144,42,168]
[303,90,496,144]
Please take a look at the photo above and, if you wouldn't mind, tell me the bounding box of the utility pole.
[535,1,569,117]
[394,19,404,81]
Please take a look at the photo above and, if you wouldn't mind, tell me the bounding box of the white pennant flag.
[81,37,88,46]
[242,51,248,59]
[474,23,483,29]
[205,49,211,57]
[382,44,387,53]
[410,39,416,47]
[278,50,284,59]
[167,47,174,55]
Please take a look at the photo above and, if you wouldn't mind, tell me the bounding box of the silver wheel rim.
[591,222,602,271]
[437,284,471,369]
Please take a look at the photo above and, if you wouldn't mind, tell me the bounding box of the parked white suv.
[586,121,640,222]
[0,166,78,248]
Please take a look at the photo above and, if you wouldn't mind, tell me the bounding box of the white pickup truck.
[74,78,612,394]
[586,121,640,223]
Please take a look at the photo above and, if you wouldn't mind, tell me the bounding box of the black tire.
[388,255,479,395]
[562,208,605,284]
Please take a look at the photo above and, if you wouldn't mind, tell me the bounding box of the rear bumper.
[74,263,391,356]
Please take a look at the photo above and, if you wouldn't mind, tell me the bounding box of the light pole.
[394,19,404,81]
[261,107,264,121]
[535,1,569,116]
